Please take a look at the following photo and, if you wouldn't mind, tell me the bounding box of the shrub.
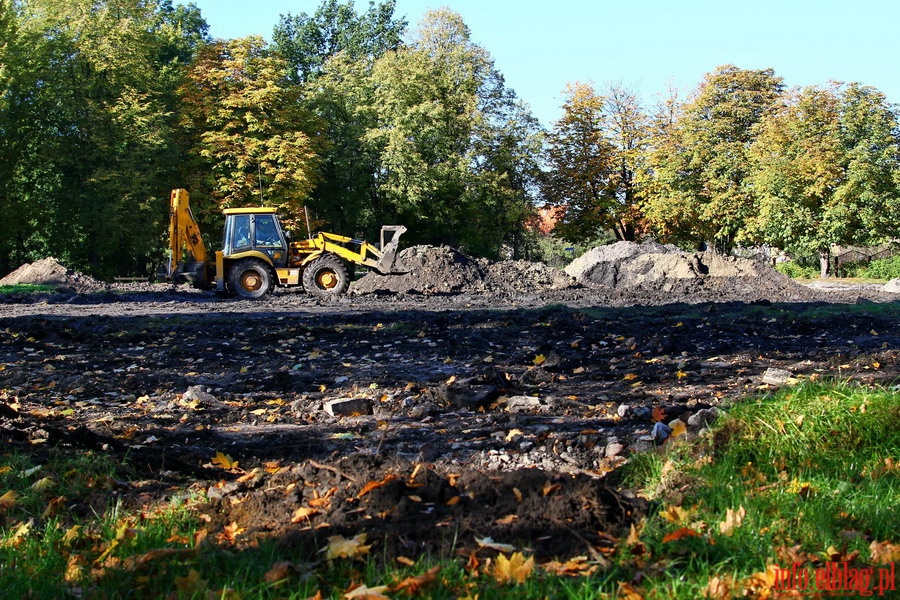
[861,255,900,280]
[775,261,819,279]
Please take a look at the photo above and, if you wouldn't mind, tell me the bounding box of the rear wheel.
[302,254,350,297]
[228,259,272,299]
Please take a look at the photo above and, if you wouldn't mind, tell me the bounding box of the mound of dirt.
[566,241,815,303]
[0,257,104,292]
[351,245,576,295]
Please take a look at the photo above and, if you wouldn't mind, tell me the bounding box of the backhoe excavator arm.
[163,188,211,286]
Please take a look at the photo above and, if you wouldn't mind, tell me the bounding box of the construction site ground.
[1,247,899,562]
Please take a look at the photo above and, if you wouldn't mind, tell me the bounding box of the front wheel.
[228,259,273,299]
[302,254,350,297]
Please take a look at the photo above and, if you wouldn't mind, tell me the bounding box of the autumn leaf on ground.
[216,521,244,546]
[492,552,534,584]
[290,507,319,523]
[869,540,900,564]
[703,575,734,599]
[542,481,562,496]
[390,565,440,595]
[344,583,390,599]
[659,505,693,525]
[718,505,746,536]
[357,474,400,499]
[669,419,687,437]
[325,533,371,560]
[0,489,17,511]
[211,451,239,470]
[1,519,32,548]
[740,565,779,597]
[662,527,702,543]
[31,475,55,493]
[533,354,546,366]
[617,581,646,599]
[263,561,298,585]
[625,523,646,556]
[651,406,666,422]
[541,556,598,577]
[475,536,516,553]
[174,569,207,597]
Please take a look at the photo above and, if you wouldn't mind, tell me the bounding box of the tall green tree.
[747,85,845,275]
[834,83,900,246]
[749,83,900,276]
[362,8,541,257]
[277,0,407,237]
[0,0,207,276]
[642,65,784,251]
[273,0,405,84]
[178,36,324,226]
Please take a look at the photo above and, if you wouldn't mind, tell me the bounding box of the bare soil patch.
[2,248,899,561]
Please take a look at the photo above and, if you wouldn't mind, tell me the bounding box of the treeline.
[547,70,900,275]
[1,0,898,278]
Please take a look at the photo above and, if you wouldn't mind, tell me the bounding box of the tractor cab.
[222,208,289,268]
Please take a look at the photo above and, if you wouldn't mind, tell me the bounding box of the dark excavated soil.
[2,249,899,561]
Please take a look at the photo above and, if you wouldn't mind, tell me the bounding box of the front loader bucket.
[374,225,408,275]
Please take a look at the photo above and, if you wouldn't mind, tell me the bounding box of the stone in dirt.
[884,278,900,293]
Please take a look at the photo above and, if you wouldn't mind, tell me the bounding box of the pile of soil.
[351,245,577,295]
[566,241,816,303]
[0,256,104,292]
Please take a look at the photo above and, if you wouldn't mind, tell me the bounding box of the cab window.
[254,215,283,248]
[231,214,251,250]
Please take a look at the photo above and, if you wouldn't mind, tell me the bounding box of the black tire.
[228,259,272,299]
[302,254,350,297]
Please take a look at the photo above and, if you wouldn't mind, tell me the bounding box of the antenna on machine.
[257,163,265,202]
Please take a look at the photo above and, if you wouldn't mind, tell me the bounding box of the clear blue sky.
[185,0,900,126]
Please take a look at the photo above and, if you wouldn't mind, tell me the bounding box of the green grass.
[0,283,58,294]
[3,382,898,598]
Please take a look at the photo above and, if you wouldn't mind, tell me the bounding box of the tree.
[603,83,648,241]
[278,0,407,237]
[541,82,618,242]
[362,8,541,257]
[748,85,845,275]
[273,0,405,84]
[178,36,323,226]
[749,83,900,276]
[642,65,784,251]
[0,0,208,277]
[834,83,900,246]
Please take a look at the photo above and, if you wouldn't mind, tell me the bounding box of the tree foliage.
[178,36,323,225]
[542,81,646,243]
[0,0,208,276]
[748,83,900,275]
[273,0,405,84]
[362,8,541,257]
[641,65,784,251]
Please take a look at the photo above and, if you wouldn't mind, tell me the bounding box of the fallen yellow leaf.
[718,505,746,536]
[290,507,319,523]
[0,490,17,511]
[211,451,238,470]
[325,533,371,560]
[492,552,534,584]
[344,583,390,599]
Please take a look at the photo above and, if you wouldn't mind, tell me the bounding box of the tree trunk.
[818,248,831,278]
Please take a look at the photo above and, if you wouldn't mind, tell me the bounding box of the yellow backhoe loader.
[160,188,406,299]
